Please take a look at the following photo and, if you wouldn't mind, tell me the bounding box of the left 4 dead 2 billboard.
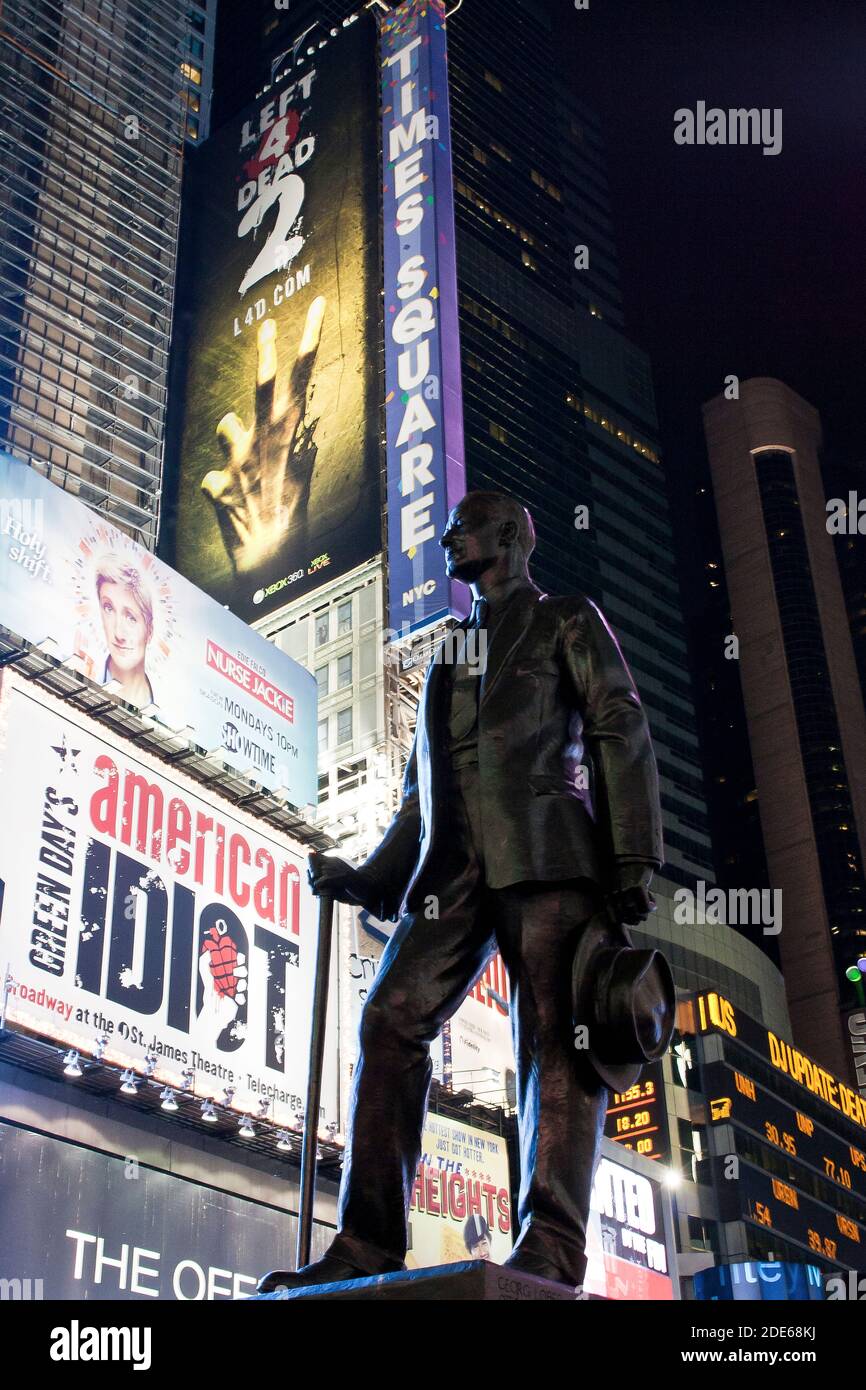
[162,16,382,623]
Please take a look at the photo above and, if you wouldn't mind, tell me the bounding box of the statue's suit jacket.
[359,581,664,922]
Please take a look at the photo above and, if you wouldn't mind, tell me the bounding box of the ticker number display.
[704,1060,866,1204]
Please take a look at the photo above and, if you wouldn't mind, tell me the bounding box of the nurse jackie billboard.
[0,453,316,809]
[0,675,338,1130]
[380,0,468,637]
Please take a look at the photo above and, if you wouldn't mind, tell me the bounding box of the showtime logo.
[206,641,294,724]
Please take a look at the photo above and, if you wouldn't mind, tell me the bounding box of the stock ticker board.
[704,1055,866,1270]
[605,1062,670,1163]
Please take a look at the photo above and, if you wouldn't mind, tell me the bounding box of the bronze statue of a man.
[259,490,663,1291]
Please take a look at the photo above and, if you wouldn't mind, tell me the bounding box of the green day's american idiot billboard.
[0,674,338,1128]
[163,16,381,623]
[380,0,469,637]
[0,453,316,808]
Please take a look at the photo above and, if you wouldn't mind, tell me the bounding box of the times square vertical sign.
[380,0,468,638]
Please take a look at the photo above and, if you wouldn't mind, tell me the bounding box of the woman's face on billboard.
[98,581,150,674]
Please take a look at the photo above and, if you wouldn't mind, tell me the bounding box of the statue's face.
[440,499,503,582]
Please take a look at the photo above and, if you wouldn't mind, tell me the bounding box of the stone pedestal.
[253,1259,590,1302]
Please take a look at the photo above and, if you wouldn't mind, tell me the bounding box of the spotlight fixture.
[143,1052,157,1077]
[256,1098,270,1118]
[223,1085,235,1106]
[276,1131,292,1152]
[160,1087,178,1112]
[119,1069,138,1095]
[180,1068,195,1091]
[63,1049,82,1078]
[200,1100,218,1123]
[93,1035,108,1061]
[238,1115,255,1139]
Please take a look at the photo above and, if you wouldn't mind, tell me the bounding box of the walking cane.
[296,891,336,1271]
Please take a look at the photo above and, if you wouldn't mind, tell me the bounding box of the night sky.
[548,0,866,599]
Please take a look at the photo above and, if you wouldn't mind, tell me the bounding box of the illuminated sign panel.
[408,1113,513,1268]
[380,0,468,638]
[693,992,866,1132]
[728,1162,866,1270]
[605,1061,669,1162]
[584,1154,675,1300]
[163,18,381,623]
[704,1060,866,1203]
[0,675,338,1130]
[0,453,317,807]
[0,1123,332,1300]
[694,1261,823,1302]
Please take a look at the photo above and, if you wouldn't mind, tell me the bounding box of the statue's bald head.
[457,491,536,558]
[440,491,536,587]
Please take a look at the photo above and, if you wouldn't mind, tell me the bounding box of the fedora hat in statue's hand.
[571,910,676,1093]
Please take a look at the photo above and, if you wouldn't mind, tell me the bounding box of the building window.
[318,719,328,753]
[489,422,509,445]
[472,145,488,166]
[316,666,329,697]
[489,140,511,162]
[337,600,352,636]
[521,250,538,271]
[337,707,352,746]
[186,118,199,140]
[531,169,561,201]
[337,653,353,689]
[453,178,536,247]
[180,61,202,85]
[315,612,329,648]
[337,758,366,794]
[484,69,503,93]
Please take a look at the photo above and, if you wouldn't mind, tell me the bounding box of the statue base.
[253,1259,594,1301]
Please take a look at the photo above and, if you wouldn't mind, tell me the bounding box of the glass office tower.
[0,0,202,548]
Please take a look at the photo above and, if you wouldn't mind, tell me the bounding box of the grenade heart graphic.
[197,911,248,1051]
[201,920,242,1000]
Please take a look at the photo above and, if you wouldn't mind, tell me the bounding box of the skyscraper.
[0,0,205,548]
[703,377,866,1087]
[446,0,714,899]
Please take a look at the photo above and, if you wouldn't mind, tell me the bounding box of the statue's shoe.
[257,1253,400,1294]
[502,1248,576,1288]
